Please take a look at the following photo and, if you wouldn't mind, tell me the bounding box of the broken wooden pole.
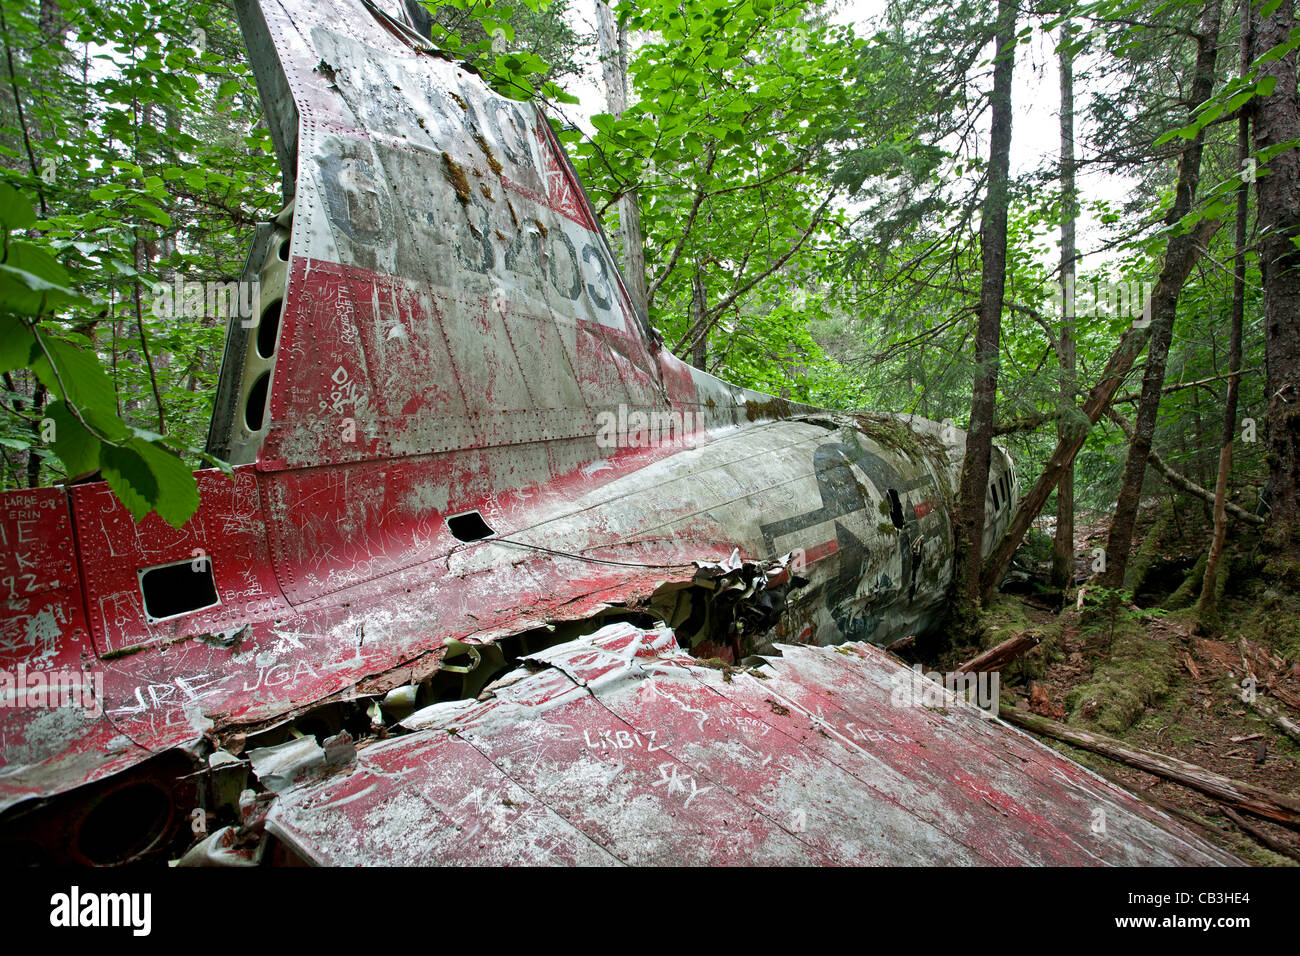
[1218,804,1300,863]
[1000,707,1300,829]
[1250,699,1300,746]
[957,632,1040,673]
[885,634,916,655]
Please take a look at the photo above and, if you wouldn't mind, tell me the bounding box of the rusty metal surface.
[265,623,1235,866]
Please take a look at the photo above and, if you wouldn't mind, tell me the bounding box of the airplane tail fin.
[212,0,674,475]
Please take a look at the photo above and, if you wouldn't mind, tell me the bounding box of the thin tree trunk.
[1106,407,1263,525]
[952,0,1017,610]
[132,232,167,435]
[1252,0,1300,555]
[38,0,64,38]
[1198,9,1251,625]
[1098,0,1222,590]
[26,383,45,488]
[690,266,707,369]
[1051,18,1078,591]
[595,1,647,317]
[977,216,1222,605]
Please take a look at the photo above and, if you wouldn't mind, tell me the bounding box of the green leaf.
[6,241,74,288]
[0,183,36,233]
[99,441,157,522]
[126,437,200,528]
[0,259,89,314]
[0,314,38,372]
[46,401,101,477]
[29,336,129,442]
[129,196,173,227]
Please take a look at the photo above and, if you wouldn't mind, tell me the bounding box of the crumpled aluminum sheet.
[264,623,1237,866]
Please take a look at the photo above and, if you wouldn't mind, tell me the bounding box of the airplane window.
[887,489,905,529]
[245,371,270,431]
[139,558,220,621]
[448,510,495,542]
[256,299,282,358]
[990,482,1000,510]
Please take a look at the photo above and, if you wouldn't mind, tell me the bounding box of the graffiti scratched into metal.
[0,0,1234,867]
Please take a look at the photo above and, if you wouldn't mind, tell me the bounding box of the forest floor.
[931,503,1300,866]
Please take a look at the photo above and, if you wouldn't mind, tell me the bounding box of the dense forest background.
[0,0,1297,608]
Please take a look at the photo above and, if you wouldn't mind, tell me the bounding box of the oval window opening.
[256,299,282,359]
[245,371,271,431]
[76,781,173,866]
[887,489,906,529]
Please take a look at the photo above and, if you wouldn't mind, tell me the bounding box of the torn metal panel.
[247,736,326,792]
[173,825,267,867]
[267,624,1236,866]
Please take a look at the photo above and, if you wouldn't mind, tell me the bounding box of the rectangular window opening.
[447,510,495,542]
[139,558,220,622]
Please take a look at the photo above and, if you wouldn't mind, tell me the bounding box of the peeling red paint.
[265,624,1236,866]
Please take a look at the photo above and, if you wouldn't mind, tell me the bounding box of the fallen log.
[958,632,1040,673]
[1000,707,1300,829]
[885,634,916,655]
[1219,804,1300,864]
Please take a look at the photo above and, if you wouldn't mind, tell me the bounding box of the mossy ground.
[1063,607,1179,734]
[927,504,1300,865]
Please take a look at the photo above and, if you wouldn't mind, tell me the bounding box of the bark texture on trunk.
[978,217,1222,605]
[1051,18,1078,590]
[1098,0,1222,589]
[595,1,648,318]
[979,2,1232,603]
[690,266,707,370]
[1198,9,1251,623]
[1252,0,1300,553]
[952,0,1017,607]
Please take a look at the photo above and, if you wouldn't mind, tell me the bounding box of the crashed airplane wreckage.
[0,0,1235,866]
